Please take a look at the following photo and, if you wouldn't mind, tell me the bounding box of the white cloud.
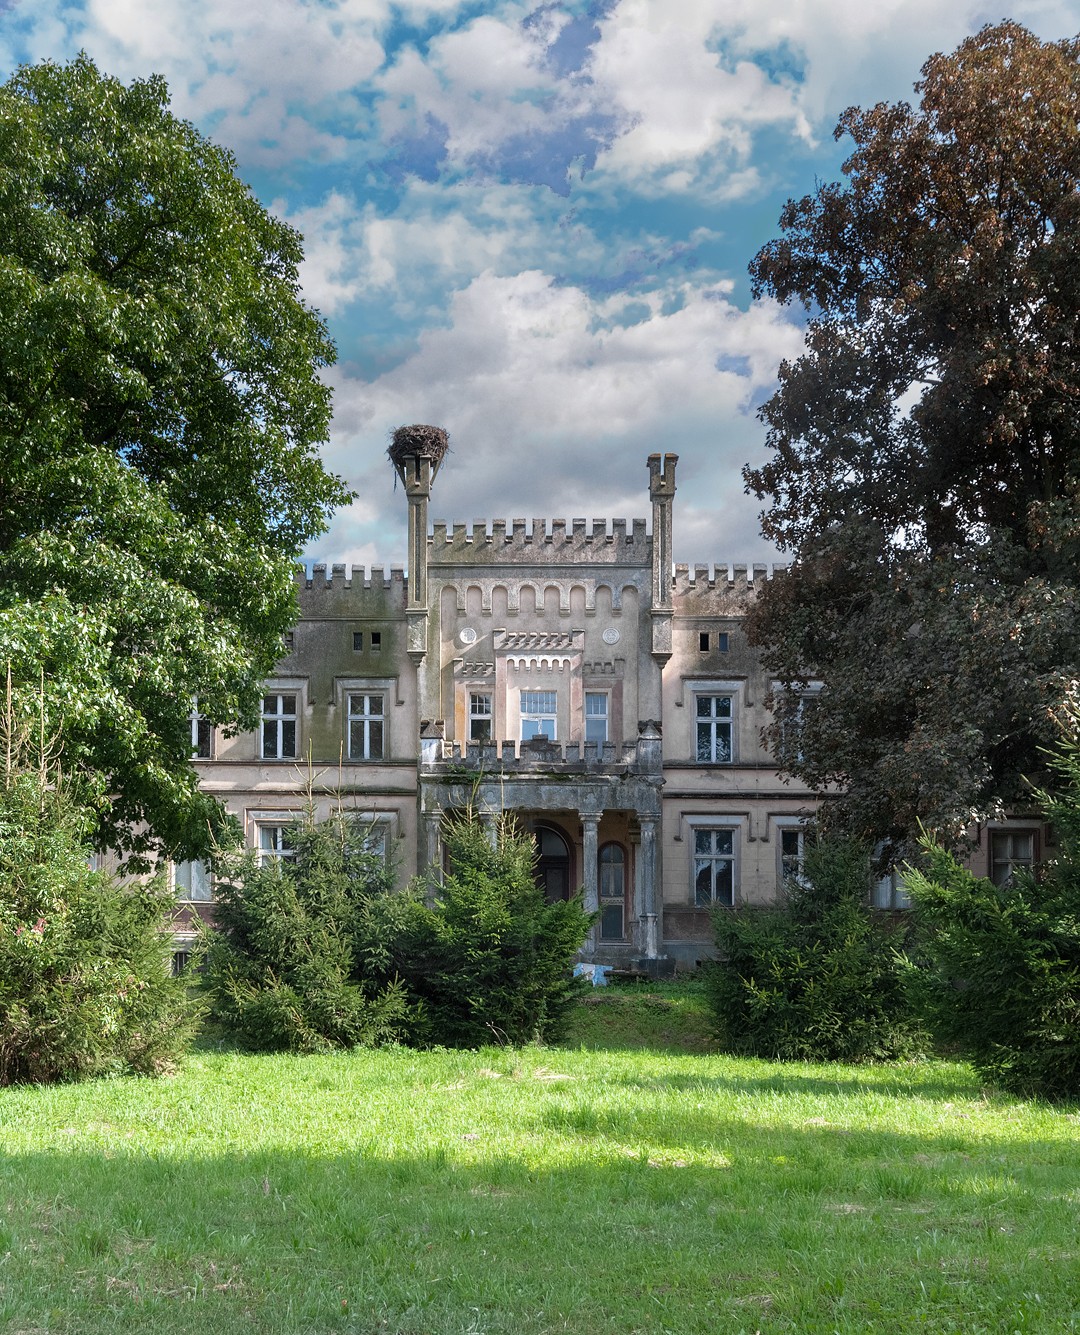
[316,270,805,564]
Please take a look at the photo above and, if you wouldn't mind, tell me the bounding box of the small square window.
[717,632,729,652]
[370,631,382,651]
[352,631,364,652]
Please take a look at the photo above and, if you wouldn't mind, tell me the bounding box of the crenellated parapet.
[672,561,789,612]
[301,563,407,590]
[428,516,650,566]
[295,563,408,618]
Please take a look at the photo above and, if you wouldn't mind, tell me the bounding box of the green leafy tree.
[200,809,416,1053]
[0,55,349,865]
[392,815,594,1048]
[904,701,1080,1100]
[744,23,1080,852]
[706,836,923,1062]
[0,709,196,1084]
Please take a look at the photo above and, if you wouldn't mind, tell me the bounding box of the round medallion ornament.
[602,627,620,646]
[459,627,477,645]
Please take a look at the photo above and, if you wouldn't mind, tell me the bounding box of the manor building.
[173,440,1045,969]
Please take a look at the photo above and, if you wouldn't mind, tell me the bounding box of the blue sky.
[3,0,1078,565]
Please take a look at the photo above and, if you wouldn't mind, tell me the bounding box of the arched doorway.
[534,824,572,903]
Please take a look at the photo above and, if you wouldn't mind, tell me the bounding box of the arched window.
[599,842,626,940]
[535,824,572,903]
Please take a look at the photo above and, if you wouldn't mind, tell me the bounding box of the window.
[778,826,810,888]
[990,830,1035,887]
[257,823,296,865]
[699,631,710,652]
[585,692,608,744]
[469,692,493,742]
[347,693,384,760]
[696,694,733,763]
[870,868,912,909]
[694,828,736,907]
[370,631,382,651]
[521,690,557,741]
[189,705,212,760]
[717,632,729,653]
[282,631,295,651]
[599,843,626,940]
[174,859,211,902]
[261,693,297,760]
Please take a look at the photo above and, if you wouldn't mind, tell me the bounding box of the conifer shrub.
[903,721,1080,1100]
[200,810,416,1052]
[705,835,923,1062]
[0,769,196,1085]
[390,814,593,1047]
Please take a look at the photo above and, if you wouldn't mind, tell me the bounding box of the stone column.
[639,815,659,958]
[581,812,600,957]
[422,812,442,897]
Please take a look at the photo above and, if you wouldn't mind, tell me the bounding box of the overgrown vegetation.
[903,709,1080,1101]
[201,808,592,1051]
[390,813,593,1047]
[0,695,195,1084]
[200,809,416,1052]
[706,836,923,1062]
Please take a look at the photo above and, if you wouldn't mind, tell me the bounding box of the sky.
[2,1,1079,567]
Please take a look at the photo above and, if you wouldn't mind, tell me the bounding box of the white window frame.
[684,815,744,909]
[870,867,912,910]
[189,700,213,759]
[347,691,385,761]
[584,691,609,744]
[469,690,493,743]
[689,681,740,764]
[261,690,299,761]
[253,814,301,865]
[173,858,212,902]
[520,689,557,741]
[349,813,394,862]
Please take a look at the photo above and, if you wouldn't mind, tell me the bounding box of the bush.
[0,769,196,1085]
[200,810,416,1052]
[904,729,1080,1100]
[390,814,593,1047]
[705,836,923,1062]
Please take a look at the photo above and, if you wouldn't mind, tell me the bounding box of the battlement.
[672,562,789,596]
[300,563,407,590]
[428,517,650,566]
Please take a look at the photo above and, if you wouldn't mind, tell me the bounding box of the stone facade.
[176,442,1044,970]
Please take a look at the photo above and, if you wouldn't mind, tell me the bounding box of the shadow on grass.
[1,1118,1078,1335]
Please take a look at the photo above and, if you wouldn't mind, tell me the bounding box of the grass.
[0,987,1078,1334]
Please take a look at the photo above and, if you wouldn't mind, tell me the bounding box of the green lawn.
[1,992,1078,1334]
